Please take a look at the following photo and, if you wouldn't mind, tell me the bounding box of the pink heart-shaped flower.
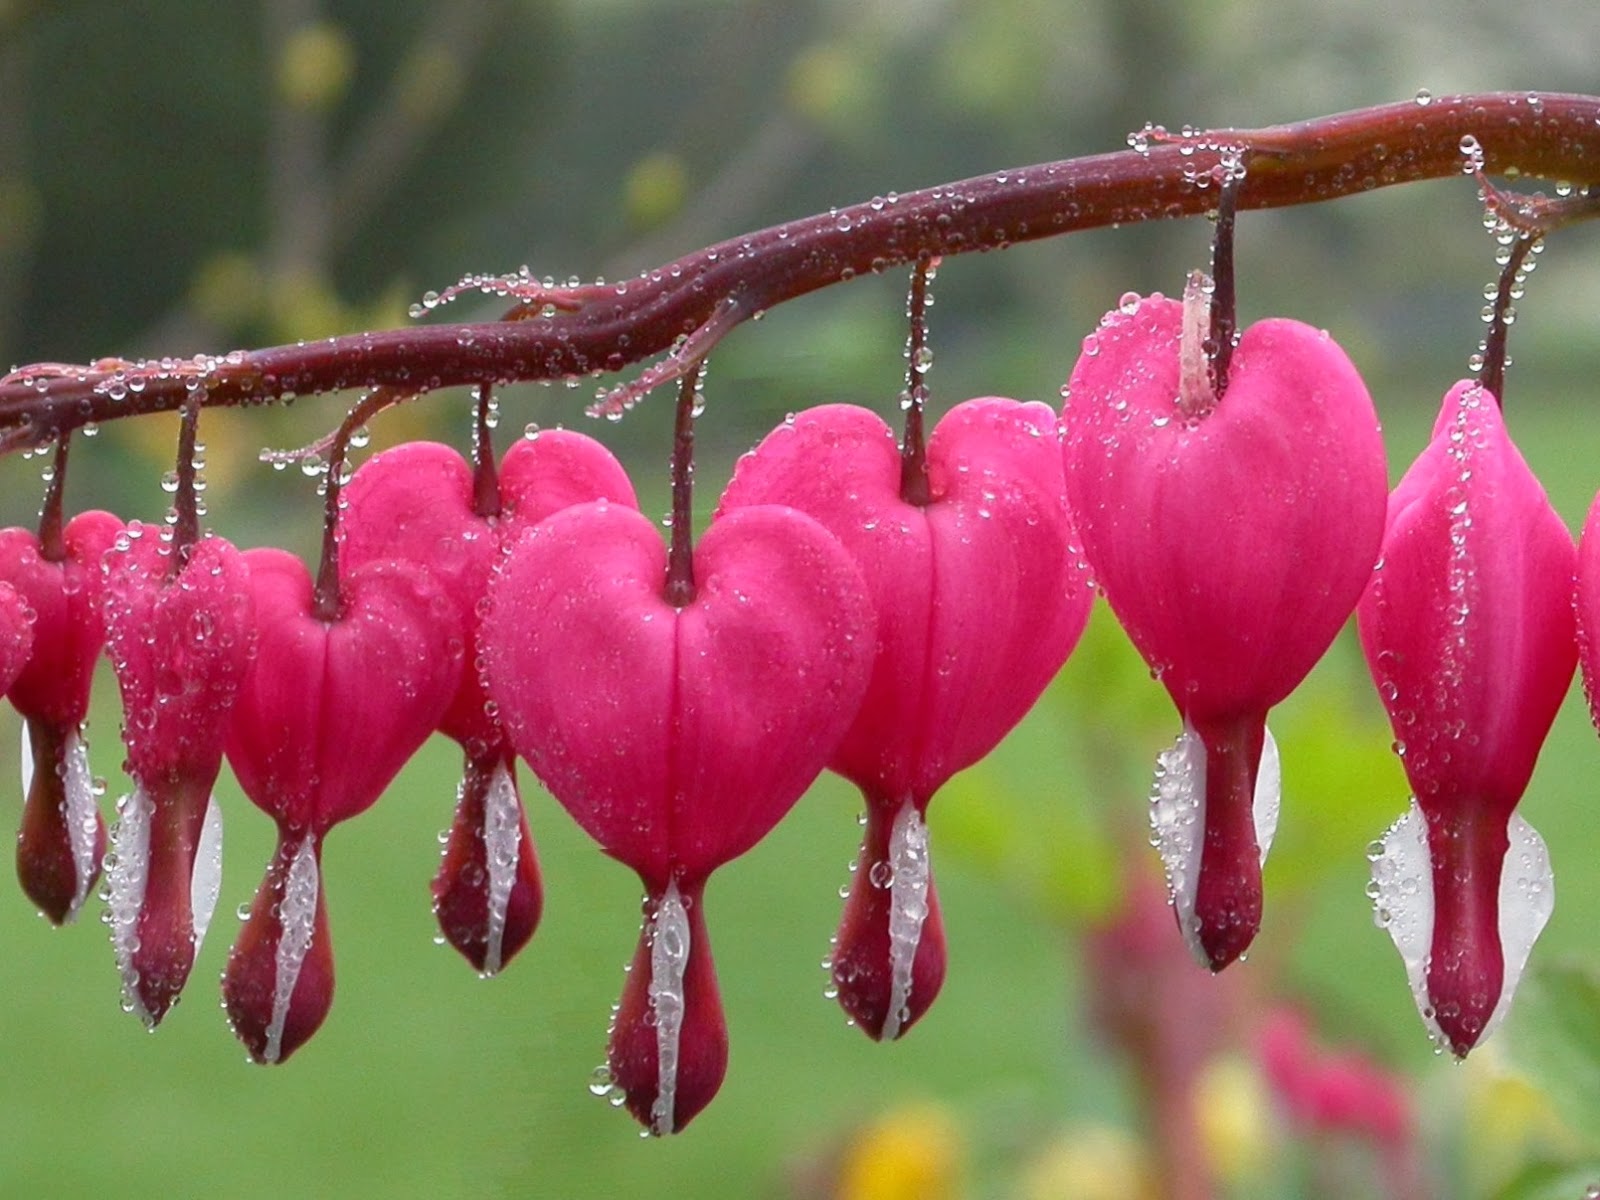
[222,547,462,1062]
[484,499,874,1132]
[716,398,1091,1038]
[1363,381,1575,1056]
[1063,292,1387,969]
[1,510,123,923]
[339,431,638,975]
[101,525,256,1025]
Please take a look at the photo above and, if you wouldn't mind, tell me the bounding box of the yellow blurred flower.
[835,1102,965,1200]
[1019,1124,1155,1200]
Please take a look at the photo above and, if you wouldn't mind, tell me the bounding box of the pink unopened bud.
[1063,293,1387,970]
[340,433,636,974]
[1,510,123,924]
[484,500,874,1131]
[222,548,462,1062]
[101,525,255,1025]
[718,398,1090,1038]
[1361,381,1574,1057]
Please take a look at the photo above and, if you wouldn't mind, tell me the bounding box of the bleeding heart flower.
[483,500,874,1133]
[1362,380,1574,1057]
[222,548,462,1063]
[716,398,1092,1039]
[1063,289,1387,970]
[340,432,637,975]
[1,510,123,924]
[101,524,255,1025]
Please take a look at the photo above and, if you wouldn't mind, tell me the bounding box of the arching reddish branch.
[3,91,1599,449]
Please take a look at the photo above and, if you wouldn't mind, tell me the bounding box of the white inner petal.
[264,834,320,1066]
[649,879,690,1136]
[19,721,32,796]
[881,798,931,1042]
[1482,813,1554,1042]
[190,794,224,954]
[106,786,154,1022]
[62,728,99,922]
[1149,722,1279,968]
[1369,801,1442,1045]
[480,762,521,977]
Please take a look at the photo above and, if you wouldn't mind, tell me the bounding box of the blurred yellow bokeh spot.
[835,1102,965,1200]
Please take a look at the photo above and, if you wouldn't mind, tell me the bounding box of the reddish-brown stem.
[35,434,68,561]
[471,383,501,519]
[1207,169,1239,393]
[4,93,1600,446]
[1480,235,1535,406]
[310,392,399,621]
[899,258,937,506]
[170,393,202,570]
[663,360,703,608]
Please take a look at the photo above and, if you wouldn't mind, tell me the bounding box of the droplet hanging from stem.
[899,255,939,505]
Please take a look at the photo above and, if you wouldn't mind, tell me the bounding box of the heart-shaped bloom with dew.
[340,431,636,975]
[1361,381,1575,1057]
[716,398,1091,1039]
[101,524,255,1026]
[1063,289,1387,971]
[483,500,874,1133]
[1,510,123,924]
[221,548,462,1063]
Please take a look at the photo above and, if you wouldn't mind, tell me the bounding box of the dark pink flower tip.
[602,881,727,1135]
[829,796,947,1040]
[1064,293,1386,969]
[431,750,543,976]
[222,831,334,1065]
[224,547,464,835]
[0,582,32,697]
[717,398,1091,800]
[340,434,637,752]
[2,510,123,924]
[101,526,252,1024]
[1361,381,1573,1056]
[483,500,874,890]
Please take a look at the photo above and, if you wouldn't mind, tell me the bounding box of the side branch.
[4,91,1599,449]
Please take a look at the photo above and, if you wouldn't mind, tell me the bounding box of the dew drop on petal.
[881,798,932,1042]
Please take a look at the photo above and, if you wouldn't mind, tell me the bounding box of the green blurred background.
[3,2,1600,1197]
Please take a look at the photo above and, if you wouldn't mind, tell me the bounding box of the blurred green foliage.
[3,1,1600,1197]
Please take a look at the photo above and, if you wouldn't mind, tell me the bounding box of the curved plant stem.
[3,93,1600,447]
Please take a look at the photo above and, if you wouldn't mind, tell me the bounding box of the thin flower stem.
[4,93,1600,446]
[36,434,68,562]
[1207,169,1240,394]
[899,257,938,506]
[471,384,501,519]
[663,360,704,608]
[170,392,203,570]
[310,389,403,621]
[1479,235,1535,405]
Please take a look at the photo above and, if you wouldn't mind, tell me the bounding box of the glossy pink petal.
[102,525,255,1025]
[1361,381,1574,1056]
[1063,293,1387,969]
[0,582,32,698]
[1,510,123,923]
[221,548,462,1062]
[483,500,874,1132]
[339,433,637,974]
[717,398,1090,1038]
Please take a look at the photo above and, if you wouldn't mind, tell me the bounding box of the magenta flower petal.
[102,525,254,1024]
[717,398,1090,1037]
[339,433,637,972]
[1361,381,1574,1056]
[484,499,874,1130]
[0,582,32,697]
[1063,293,1387,969]
[1,510,123,923]
[221,548,462,1062]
